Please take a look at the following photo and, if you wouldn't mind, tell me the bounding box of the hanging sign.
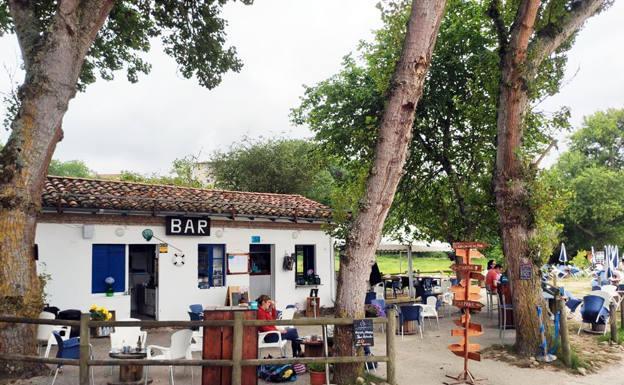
[166,216,210,236]
[354,319,374,347]
[520,262,533,280]
[451,264,482,272]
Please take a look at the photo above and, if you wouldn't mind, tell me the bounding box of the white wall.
[35,220,333,320]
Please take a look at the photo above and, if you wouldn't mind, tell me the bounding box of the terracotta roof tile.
[42,176,332,220]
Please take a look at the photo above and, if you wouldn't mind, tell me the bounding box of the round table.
[108,351,152,385]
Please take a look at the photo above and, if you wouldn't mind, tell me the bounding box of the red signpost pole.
[445,243,487,385]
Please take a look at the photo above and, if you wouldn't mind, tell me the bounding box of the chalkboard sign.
[354,319,374,347]
[519,262,532,280]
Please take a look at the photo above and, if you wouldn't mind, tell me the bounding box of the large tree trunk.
[492,0,606,356]
[492,0,544,357]
[0,1,114,376]
[333,0,446,383]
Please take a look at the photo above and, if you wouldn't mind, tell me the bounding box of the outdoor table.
[302,338,325,357]
[108,350,151,385]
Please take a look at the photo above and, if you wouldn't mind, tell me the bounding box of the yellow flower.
[106,313,112,320]
[89,305,97,311]
[103,309,109,316]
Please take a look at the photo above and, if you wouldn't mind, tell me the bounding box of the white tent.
[377,229,453,298]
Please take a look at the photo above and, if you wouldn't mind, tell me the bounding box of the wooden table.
[302,339,324,357]
[108,351,151,385]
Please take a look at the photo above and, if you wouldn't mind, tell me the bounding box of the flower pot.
[309,370,326,385]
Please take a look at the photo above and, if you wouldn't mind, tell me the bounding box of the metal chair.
[498,292,514,341]
[399,305,423,339]
[49,332,93,385]
[187,312,203,353]
[578,295,609,335]
[486,287,498,318]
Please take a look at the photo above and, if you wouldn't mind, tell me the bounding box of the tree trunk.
[492,0,544,356]
[333,0,446,383]
[0,1,114,376]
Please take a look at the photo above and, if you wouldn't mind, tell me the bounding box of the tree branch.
[532,137,557,168]
[7,0,41,71]
[487,0,509,58]
[529,0,608,72]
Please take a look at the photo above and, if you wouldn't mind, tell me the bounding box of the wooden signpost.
[445,242,487,385]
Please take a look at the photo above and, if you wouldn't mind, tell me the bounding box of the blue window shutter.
[92,245,126,294]
[108,245,126,292]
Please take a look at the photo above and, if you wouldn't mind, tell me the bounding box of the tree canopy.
[209,137,336,205]
[292,0,567,245]
[0,0,252,91]
[548,108,624,253]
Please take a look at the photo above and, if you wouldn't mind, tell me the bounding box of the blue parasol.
[558,243,568,264]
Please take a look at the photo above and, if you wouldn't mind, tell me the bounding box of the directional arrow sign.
[470,272,485,281]
[451,324,483,337]
[451,285,480,294]
[451,264,483,272]
[448,343,482,361]
[453,300,484,310]
[453,242,488,250]
[451,292,481,301]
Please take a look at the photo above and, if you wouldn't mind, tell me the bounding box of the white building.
[36,176,334,320]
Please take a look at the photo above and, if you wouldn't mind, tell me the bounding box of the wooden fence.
[0,309,397,385]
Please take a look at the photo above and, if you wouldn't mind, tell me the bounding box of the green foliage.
[47,159,95,178]
[547,108,624,253]
[570,250,590,269]
[306,362,325,372]
[119,154,204,188]
[209,137,339,205]
[0,0,252,91]
[292,0,568,245]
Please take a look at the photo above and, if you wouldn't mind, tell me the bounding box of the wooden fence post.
[79,313,90,385]
[386,309,396,385]
[232,311,244,385]
[557,298,571,367]
[610,302,618,344]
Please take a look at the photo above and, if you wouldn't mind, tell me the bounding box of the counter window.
[249,244,272,275]
[198,244,226,289]
[295,245,316,283]
[92,244,126,294]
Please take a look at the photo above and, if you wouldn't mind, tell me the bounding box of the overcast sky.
[0,0,622,174]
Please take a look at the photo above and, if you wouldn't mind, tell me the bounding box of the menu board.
[227,253,249,274]
[354,319,374,347]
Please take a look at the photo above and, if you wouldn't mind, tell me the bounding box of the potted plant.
[308,362,326,385]
[89,305,113,337]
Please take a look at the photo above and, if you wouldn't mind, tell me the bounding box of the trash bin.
[57,309,82,337]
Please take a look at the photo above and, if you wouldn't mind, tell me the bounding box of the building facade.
[36,177,334,320]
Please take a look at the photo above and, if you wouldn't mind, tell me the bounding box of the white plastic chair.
[37,312,70,358]
[258,330,288,356]
[373,282,385,300]
[109,318,147,374]
[145,329,193,385]
[421,296,440,329]
[278,307,296,330]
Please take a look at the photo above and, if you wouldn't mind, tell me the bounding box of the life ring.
[172,253,185,266]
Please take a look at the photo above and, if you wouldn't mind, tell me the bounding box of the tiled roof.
[42,176,332,220]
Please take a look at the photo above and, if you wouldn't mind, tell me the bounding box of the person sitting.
[256,295,302,357]
[485,264,502,292]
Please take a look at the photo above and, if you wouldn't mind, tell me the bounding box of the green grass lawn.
[335,253,487,274]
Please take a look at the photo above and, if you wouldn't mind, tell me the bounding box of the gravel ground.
[4,288,623,385]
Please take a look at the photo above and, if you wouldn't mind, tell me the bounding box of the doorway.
[129,244,158,320]
[249,244,274,300]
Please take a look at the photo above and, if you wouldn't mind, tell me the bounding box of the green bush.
[570,250,590,268]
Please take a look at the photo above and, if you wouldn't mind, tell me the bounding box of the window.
[295,245,316,283]
[92,244,126,294]
[249,244,272,275]
[198,244,226,289]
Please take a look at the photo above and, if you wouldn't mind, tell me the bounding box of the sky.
[0,0,622,174]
